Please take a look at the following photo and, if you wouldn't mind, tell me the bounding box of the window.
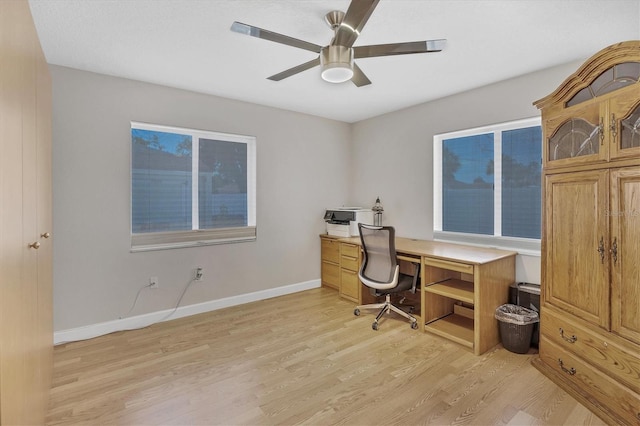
[433,118,541,254]
[131,122,256,251]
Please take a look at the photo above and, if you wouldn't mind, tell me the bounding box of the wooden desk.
[320,235,516,355]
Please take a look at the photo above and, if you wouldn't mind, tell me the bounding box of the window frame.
[433,117,541,255]
[130,121,256,252]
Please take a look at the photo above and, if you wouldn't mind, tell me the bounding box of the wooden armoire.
[533,41,640,425]
[0,0,53,424]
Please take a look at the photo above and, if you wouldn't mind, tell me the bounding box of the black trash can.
[495,304,539,354]
[508,282,540,347]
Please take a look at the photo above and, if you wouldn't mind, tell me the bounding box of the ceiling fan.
[230,0,446,87]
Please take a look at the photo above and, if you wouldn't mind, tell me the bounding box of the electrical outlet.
[195,267,204,281]
[149,276,159,289]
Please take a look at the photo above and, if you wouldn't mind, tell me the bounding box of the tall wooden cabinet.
[533,41,640,425]
[0,0,53,424]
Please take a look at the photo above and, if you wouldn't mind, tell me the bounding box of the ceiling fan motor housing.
[231,0,445,87]
[320,45,354,83]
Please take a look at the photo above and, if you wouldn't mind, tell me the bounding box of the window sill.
[131,227,256,252]
[433,231,541,257]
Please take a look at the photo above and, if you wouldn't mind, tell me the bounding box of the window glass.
[132,129,192,233]
[501,127,542,239]
[131,123,256,251]
[442,134,494,235]
[433,117,542,254]
[199,138,248,229]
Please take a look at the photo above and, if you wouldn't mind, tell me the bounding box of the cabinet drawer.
[340,269,360,301]
[321,238,340,263]
[542,308,640,394]
[540,338,640,425]
[341,255,359,272]
[321,261,340,290]
[340,243,359,258]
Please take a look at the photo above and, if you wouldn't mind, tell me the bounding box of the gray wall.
[349,60,586,284]
[52,66,351,331]
[52,59,590,332]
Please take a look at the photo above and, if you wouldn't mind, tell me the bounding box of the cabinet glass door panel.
[620,104,640,149]
[610,168,640,345]
[549,118,600,159]
[544,170,610,329]
[543,102,604,168]
[610,87,640,160]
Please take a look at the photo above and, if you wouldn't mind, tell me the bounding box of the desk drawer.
[340,269,360,301]
[424,258,473,275]
[540,338,640,425]
[321,261,340,290]
[542,308,640,394]
[341,243,359,258]
[321,238,340,263]
[341,255,359,272]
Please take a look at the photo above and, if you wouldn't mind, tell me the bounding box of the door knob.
[40,232,51,239]
[28,241,41,250]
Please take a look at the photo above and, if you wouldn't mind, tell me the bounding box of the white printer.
[324,208,374,237]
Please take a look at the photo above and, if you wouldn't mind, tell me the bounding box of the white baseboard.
[54,279,321,345]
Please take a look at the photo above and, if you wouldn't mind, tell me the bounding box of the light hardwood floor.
[46,287,605,425]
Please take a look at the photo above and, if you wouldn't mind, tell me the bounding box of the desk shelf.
[425,279,474,304]
[420,250,515,355]
[425,314,474,348]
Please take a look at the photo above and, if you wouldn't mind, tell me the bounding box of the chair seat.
[373,273,414,295]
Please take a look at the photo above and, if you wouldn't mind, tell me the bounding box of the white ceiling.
[29,0,640,123]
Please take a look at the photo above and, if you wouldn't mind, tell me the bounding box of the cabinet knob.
[598,117,605,145]
[609,113,617,143]
[610,237,618,265]
[41,232,51,239]
[28,241,41,250]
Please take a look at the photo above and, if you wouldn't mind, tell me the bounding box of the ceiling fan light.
[321,64,354,83]
[320,45,354,83]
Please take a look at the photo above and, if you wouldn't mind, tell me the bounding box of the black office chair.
[354,224,420,330]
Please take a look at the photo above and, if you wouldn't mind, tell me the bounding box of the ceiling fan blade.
[333,0,380,48]
[231,21,322,53]
[351,63,371,87]
[267,57,321,81]
[354,39,447,58]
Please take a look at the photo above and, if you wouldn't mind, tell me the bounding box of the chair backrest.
[358,224,398,287]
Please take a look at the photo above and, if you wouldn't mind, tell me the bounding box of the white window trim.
[433,117,541,256]
[130,121,256,252]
